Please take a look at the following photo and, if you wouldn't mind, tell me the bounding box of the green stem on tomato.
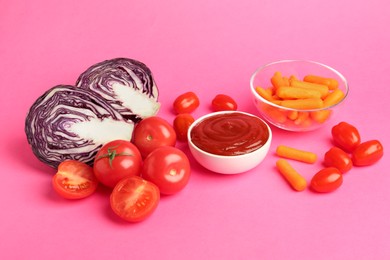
[96,145,133,168]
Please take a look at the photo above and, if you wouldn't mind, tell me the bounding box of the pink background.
[1,0,389,259]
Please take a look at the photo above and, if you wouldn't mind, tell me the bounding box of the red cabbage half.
[25,85,135,168]
[76,58,160,122]
[25,58,160,168]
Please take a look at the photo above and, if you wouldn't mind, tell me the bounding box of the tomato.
[110,176,160,222]
[352,140,383,166]
[324,147,353,173]
[93,140,142,188]
[173,91,200,114]
[52,160,98,199]
[173,113,195,141]
[211,94,238,111]
[133,116,177,158]
[310,167,343,193]
[331,122,361,153]
[142,146,191,195]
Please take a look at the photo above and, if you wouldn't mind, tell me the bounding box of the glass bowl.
[250,60,349,131]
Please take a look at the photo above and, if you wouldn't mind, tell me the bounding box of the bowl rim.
[250,59,349,112]
[187,110,272,159]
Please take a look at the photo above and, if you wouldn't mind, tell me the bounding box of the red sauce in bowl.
[190,112,269,156]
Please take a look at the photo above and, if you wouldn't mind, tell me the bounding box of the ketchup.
[190,112,269,156]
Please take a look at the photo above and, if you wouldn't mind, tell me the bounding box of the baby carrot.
[290,80,329,98]
[262,105,287,123]
[265,87,274,96]
[323,88,345,107]
[303,75,339,90]
[310,110,332,123]
[280,98,324,109]
[282,76,290,86]
[276,159,307,191]
[276,145,317,164]
[271,72,288,88]
[255,86,274,102]
[289,75,298,83]
[276,86,322,100]
[299,117,312,128]
[294,111,310,125]
[287,110,298,120]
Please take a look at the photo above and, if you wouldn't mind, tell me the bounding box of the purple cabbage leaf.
[25,85,135,168]
[76,58,160,122]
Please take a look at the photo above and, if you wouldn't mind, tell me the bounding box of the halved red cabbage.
[25,85,135,168]
[76,58,160,122]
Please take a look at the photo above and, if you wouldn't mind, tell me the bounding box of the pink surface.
[1,0,389,259]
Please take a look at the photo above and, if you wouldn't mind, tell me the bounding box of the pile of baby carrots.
[255,72,346,128]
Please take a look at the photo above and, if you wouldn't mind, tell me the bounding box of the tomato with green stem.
[52,160,98,199]
[94,140,142,188]
[110,176,160,222]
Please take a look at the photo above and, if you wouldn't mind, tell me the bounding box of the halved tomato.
[52,160,99,199]
[110,176,160,222]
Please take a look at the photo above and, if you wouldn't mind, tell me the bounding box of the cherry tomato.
[324,147,353,173]
[133,116,177,158]
[352,140,384,166]
[331,122,361,153]
[142,146,191,195]
[173,91,200,114]
[94,140,142,188]
[173,113,195,141]
[211,94,238,111]
[52,160,98,199]
[310,167,343,193]
[110,176,160,222]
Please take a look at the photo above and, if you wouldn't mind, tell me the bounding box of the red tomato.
[173,113,195,141]
[324,147,353,173]
[110,176,160,222]
[52,160,98,199]
[133,116,177,158]
[352,140,384,166]
[142,146,191,195]
[173,91,200,114]
[94,140,142,188]
[331,122,361,152]
[310,167,343,193]
[211,94,238,111]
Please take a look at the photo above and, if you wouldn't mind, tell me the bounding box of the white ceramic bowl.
[250,60,349,131]
[187,111,272,174]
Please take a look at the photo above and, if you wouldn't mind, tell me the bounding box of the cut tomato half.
[52,160,99,199]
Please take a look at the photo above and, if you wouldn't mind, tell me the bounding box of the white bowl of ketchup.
[187,111,272,174]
